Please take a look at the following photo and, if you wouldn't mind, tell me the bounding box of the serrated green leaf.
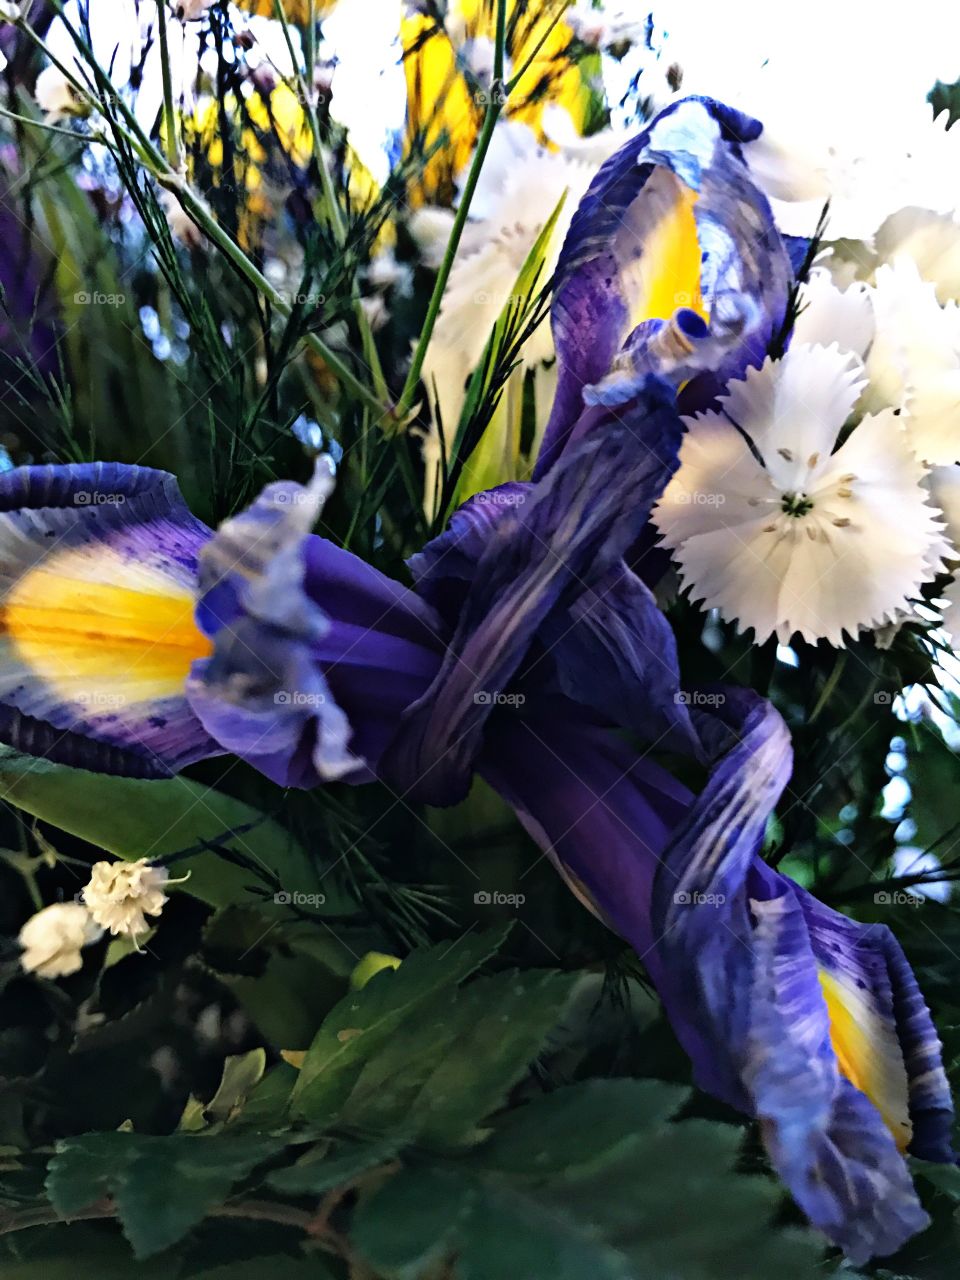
[354,1079,825,1280]
[351,1165,475,1274]
[477,1077,687,1177]
[291,927,510,1120]
[47,1132,283,1258]
[268,1135,401,1195]
[0,747,317,908]
[340,969,575,1143]
[45,1131,133,1215]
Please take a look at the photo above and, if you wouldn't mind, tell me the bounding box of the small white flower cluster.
[18,859,186,980]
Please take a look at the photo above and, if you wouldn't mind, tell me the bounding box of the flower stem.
[395,0,509,424]
[273,0,389,405]
[35,1,389,421]
[155,0,182,171]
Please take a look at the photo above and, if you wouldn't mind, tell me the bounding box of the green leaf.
[45,1130,132,1215]
[189,1261,336,1280]
[339,969,575,1143]
[268,1135,402,1195]
[477,1078,686,1176]
[203,1050,268,1125]
[448,189,568,509]
[0,1225,173,1279]
[0,747,318,908]
[353,1080,826,1280]
[291,926,510,1120]
[46,1132,282,1258]
[911,1157,960,1200]
[352,1165,476,1276]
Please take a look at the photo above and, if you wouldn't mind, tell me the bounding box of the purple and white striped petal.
[536,96,791,478]
[0,463,221,776]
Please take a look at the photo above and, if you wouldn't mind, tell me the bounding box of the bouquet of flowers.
[0,2,959,1276]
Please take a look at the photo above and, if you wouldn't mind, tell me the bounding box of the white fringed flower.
[792,267,875,360]
[652,344,946,646]
[875,207,960,305]
[83,859,186,942]
[19,903,102,980]
[862,260,960,465]
[796,260,960,466]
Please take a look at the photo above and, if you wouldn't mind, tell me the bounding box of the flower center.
[780,491,814,518]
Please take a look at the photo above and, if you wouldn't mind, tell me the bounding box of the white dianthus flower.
[82,859,187,943]
[796,260,960,466]
[19,903,102,980]
[652,344,946,646]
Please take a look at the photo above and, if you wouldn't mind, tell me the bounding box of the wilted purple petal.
[536,96,791,478]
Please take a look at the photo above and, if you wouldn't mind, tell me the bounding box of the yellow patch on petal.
[819,969,913,1151]
[627,181,707,330]
[0,548,211,705]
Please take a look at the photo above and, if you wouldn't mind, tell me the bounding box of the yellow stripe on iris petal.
[0,548,211,706]
[818,968,913,1151]
[616,177,707,332]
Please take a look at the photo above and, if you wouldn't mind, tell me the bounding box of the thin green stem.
[505,0,567,92]
[0,103,99,142]
[168,179,386,418]
[272,0,388,403]
[155,0,182,170]
[35,2,389,420]
[396,0,509,423]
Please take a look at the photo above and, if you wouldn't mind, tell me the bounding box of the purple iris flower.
[0,98,952,1261]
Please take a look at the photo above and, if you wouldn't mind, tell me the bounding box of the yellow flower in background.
[402,0,597,204]
[181,85,313,247]
[234,0,338,19]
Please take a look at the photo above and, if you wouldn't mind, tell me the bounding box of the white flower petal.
[720,344,866,488]
[19,903,102,980]
[793,268,874,359]
[863,259,960,463]
[778,411,944,642]
[654,413,771,543]
[875,207,960,305]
